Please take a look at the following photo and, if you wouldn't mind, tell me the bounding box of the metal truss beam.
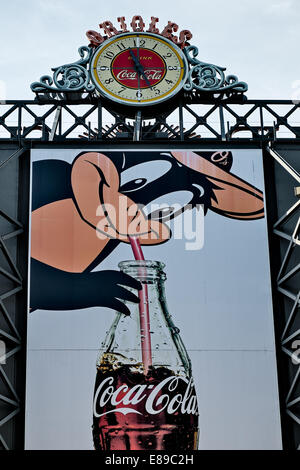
[0,147,28,450]
[266,145,300,449]
[0,99,300,143]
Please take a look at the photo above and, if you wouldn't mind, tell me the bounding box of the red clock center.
[111,48,166,89]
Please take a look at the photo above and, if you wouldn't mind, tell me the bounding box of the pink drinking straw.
[129,236,152,374]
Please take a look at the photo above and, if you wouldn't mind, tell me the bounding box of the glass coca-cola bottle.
[92,260,199,451]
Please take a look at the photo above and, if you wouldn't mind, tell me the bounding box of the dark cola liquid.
[93,363,199,451]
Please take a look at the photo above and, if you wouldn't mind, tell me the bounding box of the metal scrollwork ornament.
[183,45,248,95]
[31,46,95,95]
[30,40,248,100]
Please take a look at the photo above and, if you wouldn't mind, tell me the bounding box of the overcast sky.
[0,0,299,100]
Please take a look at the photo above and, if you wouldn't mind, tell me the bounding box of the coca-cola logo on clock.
[112,49,166,89]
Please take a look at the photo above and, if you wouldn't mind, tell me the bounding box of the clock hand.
[135,46,141,99]
[140,69,152,88]
[136,38,153,89]
[129,48,140,69]
[129,48,152,88]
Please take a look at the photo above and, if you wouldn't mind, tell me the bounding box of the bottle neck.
[118,260,166,283]
[98,260,192,377]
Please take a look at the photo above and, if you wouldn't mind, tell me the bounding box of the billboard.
[25,148,282,450]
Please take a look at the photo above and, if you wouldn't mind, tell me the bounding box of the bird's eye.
[120,178,147,193]
[120,160,172,193]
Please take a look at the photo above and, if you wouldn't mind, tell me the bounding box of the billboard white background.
[25,148,282,450]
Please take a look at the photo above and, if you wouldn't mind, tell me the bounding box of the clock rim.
[90,31,188,107]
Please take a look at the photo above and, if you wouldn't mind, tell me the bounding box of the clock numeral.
[168,66,178,71]
[105,78,113,84]
[103,50,114,60]
[163,53,172,59]
[133,39,145,47]
[136,90,143,99]
[152,43,158,50]
[166,79,174,84]
[117,42,126,51]
[118,87,126,94]
[152,87,161,95]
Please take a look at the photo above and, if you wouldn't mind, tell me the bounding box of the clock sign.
[31,16,248,105]
[90,33,188,106]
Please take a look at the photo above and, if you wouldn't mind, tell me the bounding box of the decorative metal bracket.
[30,46,95,96]
[30,42,248,101]
[183,45,248,97]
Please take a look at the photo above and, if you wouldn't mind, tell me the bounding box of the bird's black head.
[103,150,233,221]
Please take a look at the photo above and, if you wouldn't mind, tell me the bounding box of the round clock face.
[90,32,188,106]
